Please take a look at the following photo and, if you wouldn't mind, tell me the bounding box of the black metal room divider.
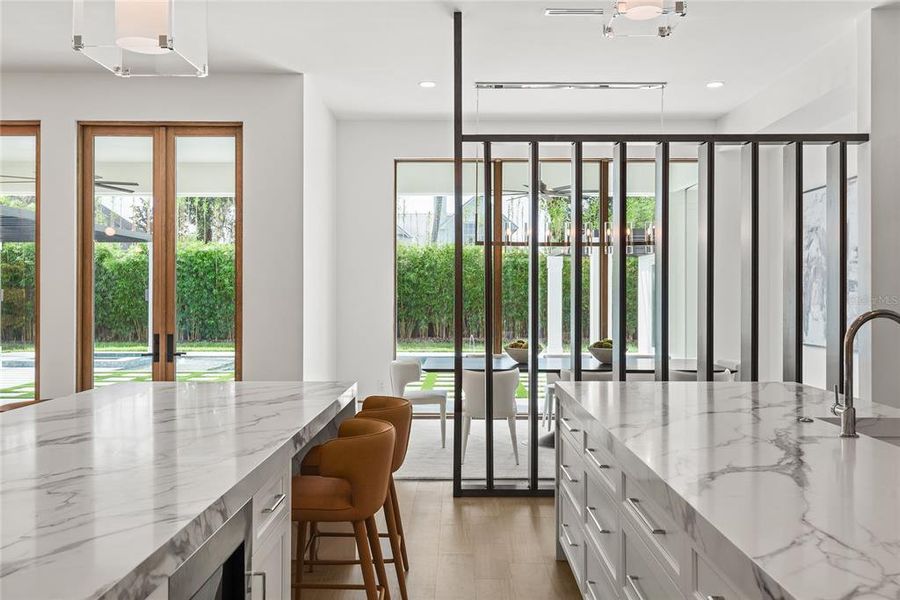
[450,11,869,497]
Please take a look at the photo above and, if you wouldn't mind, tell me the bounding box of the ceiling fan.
[0,174,139,194]
[503,180,601,201]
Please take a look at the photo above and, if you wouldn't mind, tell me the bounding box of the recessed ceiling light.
[706,81,725,89]
[419,81,437,89]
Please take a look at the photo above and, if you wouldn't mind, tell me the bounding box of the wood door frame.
[77,122,242,390]
[0,121,41,402]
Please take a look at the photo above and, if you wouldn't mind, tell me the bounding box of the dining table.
[419,354,729,374]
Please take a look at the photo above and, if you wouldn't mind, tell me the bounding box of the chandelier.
[72,0,208,77]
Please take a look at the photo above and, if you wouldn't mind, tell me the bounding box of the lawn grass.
[2,341,235,353]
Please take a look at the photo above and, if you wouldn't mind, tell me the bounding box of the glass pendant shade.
[617,0,664,20]
[115,0,171,55]
[73,0,208,77]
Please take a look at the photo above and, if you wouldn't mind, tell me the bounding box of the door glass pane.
[92,136,154,388]
[174,136,236,382]
[0,135,38,403]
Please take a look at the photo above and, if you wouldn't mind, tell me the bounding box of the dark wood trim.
[462,133,869,144]
[611,143,627,381]
[234,127,243,382]
[0,121,40,400]
[78,120,242,128]
[697,142,715,381]
[740,142,760,381]
[528,141,540,489]
[483,143,494,490]
[571,142,584,380]
[452,10,464,497]
[654,142,669,381]
[782,143,804,382]
[826,141,848,393]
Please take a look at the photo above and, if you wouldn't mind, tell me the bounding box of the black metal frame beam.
[826,141,848,393]
[782,143,804,383]
[697,142,715,381]
[611,143,627,381]
[483,142,494,490]
[740,142,760,381]
[654,142,669,381]
[452,11,464,497]
[528,142,540,490]
[462,133,868,144]
[571,142,584,381]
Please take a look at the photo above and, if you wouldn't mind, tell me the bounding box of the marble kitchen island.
[554,381,900,600]
[0,381,357,600]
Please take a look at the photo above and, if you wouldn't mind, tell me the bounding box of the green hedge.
[0,242,234,344]
[396,244,644,344]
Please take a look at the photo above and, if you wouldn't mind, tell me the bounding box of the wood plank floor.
[294,480,581,599]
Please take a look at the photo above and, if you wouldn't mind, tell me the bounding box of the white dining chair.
[461,369,520,465]
[542,369,613,429]
[390,360,448,448]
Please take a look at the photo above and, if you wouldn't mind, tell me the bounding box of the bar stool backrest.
[358,396,413,472]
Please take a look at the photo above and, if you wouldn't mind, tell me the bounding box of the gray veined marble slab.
[0,381,356,600]
[556,380,900,600]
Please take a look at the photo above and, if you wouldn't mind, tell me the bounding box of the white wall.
[0,73,304,398]
[302,78,338,380]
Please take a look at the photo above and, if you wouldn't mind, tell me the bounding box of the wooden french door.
[78,123,242,391]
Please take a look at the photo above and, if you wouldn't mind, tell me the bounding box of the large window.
[0,123,40,405]
[79,124,241,390]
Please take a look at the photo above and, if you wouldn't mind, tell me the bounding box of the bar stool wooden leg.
[383,486,408,600]
[365,516,391,600]
[389,478,410,571]
[294,520,306,596]
[354,520,379,600]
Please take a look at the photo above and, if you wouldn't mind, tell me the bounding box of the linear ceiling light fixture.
[475,81,666,90]
[72,0,209,77]
[544,8,605,16]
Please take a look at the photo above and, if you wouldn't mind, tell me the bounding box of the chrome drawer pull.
[627,497,666,535]
[706,596,726,600]
[585,448,611,470]
[246,571,267,599]
[586,506,611,534]
[561,523,579,548]
[586,580,601,600]
[261,493,286,514]
[560,464,579,483]
[625,575,648,600]
[561,417,580,433]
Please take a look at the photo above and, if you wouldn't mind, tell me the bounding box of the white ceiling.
[0,0,872,121]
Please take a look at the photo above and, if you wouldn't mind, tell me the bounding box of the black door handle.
[166,333,187,362]
[141,334,160,362]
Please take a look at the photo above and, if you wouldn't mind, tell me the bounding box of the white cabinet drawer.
[559,491,587,592]
[585,539,619,600]
[253,464,289,542]
[585,471,619,584]
[622,522,682,600]
[558,402,584,448]
[693,550,743,600]
[622,475,684,580]
[559,433,586,515]
[583,440,619,498]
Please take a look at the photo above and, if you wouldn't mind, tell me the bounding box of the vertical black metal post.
[826,141,848,393]
[528,142,540,491]
[740,142,760,381]
[782,142,803,383]
[571,142,584,381]
[452,10,463,496]
[654,142,670,381]
[611,142,627,381]
[697,142,715,381]
[483,142,494,490]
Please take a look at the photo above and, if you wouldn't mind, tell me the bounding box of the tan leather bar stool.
[301,396,413,600]
[292,417,395,600]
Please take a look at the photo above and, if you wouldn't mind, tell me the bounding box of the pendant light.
[617,0,664,21]
[114,0,171,55]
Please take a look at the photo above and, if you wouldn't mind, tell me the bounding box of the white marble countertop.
[0,381,356,600]
[556,381,900,600]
